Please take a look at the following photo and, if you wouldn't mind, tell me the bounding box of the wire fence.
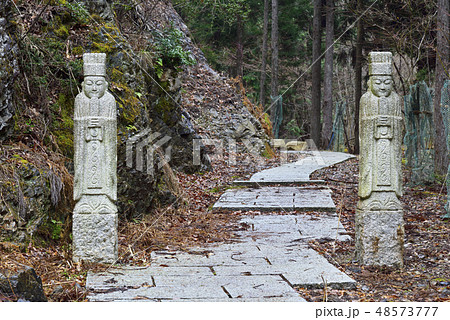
[404,81,435,185]
[441,80,450,217]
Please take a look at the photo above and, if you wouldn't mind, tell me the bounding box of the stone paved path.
[214,152,354,212]
[212,186,335,211]
[234,151,354,186]
[86,151,356,302]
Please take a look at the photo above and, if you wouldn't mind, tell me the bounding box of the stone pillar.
[356,52,404,267]
[73,53,118,263]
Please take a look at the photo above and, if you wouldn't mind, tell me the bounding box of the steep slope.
[125,0,271,147]
[0,0,271,243]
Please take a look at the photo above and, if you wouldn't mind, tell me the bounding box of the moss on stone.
[111,81,141,126]
[89,23,124,54]
[54,24,69,39]
[72,46,84,56]
[92,41,114,53]
[110,67,124,82]
[261,141,275,159]
[154,97,176,125]
[50,93,74,158]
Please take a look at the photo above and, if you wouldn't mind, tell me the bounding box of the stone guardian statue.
[356,52,404,267]
[73,53,118,263]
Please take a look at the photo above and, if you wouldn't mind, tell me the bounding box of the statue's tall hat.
[83,53,106,77]
[368,52,392,76]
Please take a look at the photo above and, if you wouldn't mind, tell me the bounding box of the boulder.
[285,141,307,151]
[0,267,47,302]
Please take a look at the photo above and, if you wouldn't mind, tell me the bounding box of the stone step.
[232,180,326,186]
[212,186,335,212]
[233,151,354,186]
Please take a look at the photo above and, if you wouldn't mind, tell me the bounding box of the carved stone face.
[370,75,393,97]
[82,76,107,98]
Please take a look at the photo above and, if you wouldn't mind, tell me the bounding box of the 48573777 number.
[375,306,438,317]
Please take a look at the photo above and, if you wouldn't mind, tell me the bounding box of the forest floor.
[0,151,449,302]
[304,158,449,302]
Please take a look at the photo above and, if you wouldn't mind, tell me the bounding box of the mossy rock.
[49,93,74,158]
[0,267,47,302]
[54,24,69,39]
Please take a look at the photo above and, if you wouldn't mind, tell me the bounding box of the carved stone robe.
[358,90,403,209]
[73,91,117,214]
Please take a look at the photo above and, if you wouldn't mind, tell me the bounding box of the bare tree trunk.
[236,15,244,79]
[433,0,449,174]
[311,0,322,146]
[270,0,279,98]
[259,0,270,107]
[354,0,363,155]
[270,0,280,136]
[321,0,334,149]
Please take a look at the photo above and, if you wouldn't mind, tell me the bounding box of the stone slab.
[212,187,335,212]
[152,275,295,299]
[218,275,295,299]
[238,214,352,242]
[87,211,356,301]
[86,266,213,290]
[233,151,354,186]
[150,251,268,267]
[233,180,326,186]
[213,246,356,290]
[88,281,229,301]
[89,294,305,302]
[87,270,305,301]
[145,215,354,290]
[268,249,356,289]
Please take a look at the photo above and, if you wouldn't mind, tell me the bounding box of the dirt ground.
[303,158,449,302]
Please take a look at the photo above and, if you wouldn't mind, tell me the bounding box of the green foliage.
[173,0,312,92]
[58,0,90,24]
[416,69,430,82]
[261,141,275,159]
[155,57,164,78]
[112,79,141,126]
[173,0,250,26]
[277,1,312,58]
[72,46,84,56]
[153,26,196,68]
[50,219,63,240]
[286,119,304,137]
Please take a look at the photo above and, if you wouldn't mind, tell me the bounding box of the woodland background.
[0,0,448,302]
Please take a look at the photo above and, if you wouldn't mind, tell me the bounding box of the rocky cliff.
[0,1,18,139]
[0,0,270,243]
